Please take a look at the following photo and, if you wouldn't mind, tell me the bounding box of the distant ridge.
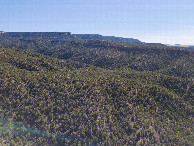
[73,34,142,43]
[0,32,141,43]
[0,32,72,39]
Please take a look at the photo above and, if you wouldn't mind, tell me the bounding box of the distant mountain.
[73,34,142,43]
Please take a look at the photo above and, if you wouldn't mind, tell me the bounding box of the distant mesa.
[73,34,142,43]
[145,43,165,46]
[0,32,142,43]
[0,32,73,39]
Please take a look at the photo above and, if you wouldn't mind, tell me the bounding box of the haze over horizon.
[0,0,194,45]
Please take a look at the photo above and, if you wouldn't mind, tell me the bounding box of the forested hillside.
[0,32,193,78]
[0,33,193,145]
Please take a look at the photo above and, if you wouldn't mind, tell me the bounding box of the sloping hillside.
[0,47,193,145]
[0,32,193,78]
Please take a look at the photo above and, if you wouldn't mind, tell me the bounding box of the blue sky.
[0,0,194,45]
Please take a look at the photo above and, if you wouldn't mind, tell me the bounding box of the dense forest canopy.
[0,32,193,145]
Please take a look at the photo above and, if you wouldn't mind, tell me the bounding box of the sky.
[0,0,194,45]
